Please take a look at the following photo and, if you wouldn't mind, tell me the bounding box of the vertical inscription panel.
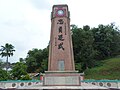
[44,76,80,86]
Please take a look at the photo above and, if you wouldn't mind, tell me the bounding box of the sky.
[0,0,120,63]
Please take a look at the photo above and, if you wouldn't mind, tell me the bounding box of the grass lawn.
[85,57,120,80]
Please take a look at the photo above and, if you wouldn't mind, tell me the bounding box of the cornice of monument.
[52,4,68,9]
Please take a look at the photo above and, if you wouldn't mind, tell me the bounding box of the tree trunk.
[6,56,8,72]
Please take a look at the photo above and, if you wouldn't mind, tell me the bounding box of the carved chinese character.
[57,19,64,24]
[58,34,64,41]
[58,42,64,50]
[58,26,62,33]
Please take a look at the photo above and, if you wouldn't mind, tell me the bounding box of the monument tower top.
[51,4,70,19]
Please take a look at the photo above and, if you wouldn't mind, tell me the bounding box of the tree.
[0,69,10,80]
[19,58,25,63]
[0,43,15,72]
[40,59,48,73]
[26,56,37,73]
[75,63,82,72]
[0,59,3,68]
[25,47,48,73]
[92,23,120,60]
[72,25,97,71]
[10,62,30,80]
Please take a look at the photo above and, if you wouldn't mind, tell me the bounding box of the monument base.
[43,71,82,86]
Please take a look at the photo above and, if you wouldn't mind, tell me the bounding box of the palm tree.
[0,43,15,72]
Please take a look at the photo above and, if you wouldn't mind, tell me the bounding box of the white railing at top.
[0,80,120,89]
[0,80,42,89]
[81,80,120,89]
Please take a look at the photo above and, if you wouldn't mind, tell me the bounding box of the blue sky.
[0,0,120,63]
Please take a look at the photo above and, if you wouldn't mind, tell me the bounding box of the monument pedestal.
[43,71,81,86]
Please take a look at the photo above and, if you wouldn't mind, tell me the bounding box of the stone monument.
[43,4,81,86]
[2,4,108,90]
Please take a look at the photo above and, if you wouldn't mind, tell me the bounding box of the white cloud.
[0,0,120,63]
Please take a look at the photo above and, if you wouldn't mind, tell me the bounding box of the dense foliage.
[72,25,97,71]
[0,23,120,80]
[10,62,31,80]
[0,69,10,80]
[0,61,31,80]
[72,23,120,71]
[24,23,120,73]
[25,47,48,73]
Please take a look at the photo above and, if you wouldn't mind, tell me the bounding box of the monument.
[0,4,109,90]
[43,4,81,87]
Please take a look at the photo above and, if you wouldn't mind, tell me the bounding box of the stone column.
[48,4,75,71]
[44,4,81,87]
